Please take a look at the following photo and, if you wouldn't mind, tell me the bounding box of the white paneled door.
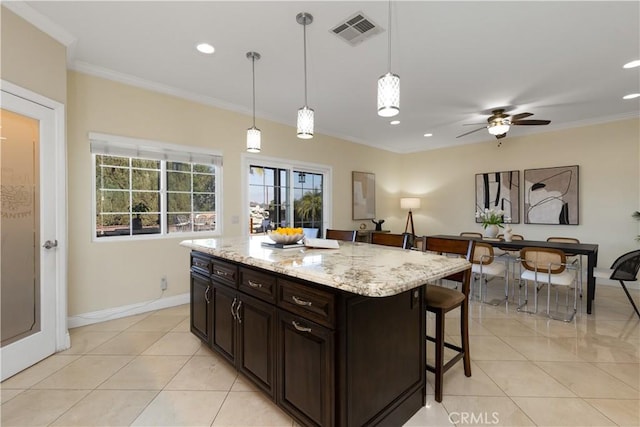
[1,85,68,381]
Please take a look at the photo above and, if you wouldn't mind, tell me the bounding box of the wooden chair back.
[424,237,475,293]
[325,229,357,242]
[370,232,410,249]
[520,247,567,274]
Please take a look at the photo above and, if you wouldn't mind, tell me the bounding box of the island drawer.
[278,279,335,329]
[239,267,276,303]
[211,259,238,287]
[191,252,212,275]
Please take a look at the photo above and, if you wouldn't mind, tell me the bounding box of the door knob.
[43,240,58,249]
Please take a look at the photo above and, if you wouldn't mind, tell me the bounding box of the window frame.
[242,153,332,236]
[90,132,223,242]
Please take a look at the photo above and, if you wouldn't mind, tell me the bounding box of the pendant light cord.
[387,0,392,73]
[251,55,256,127]
[303,19,308,106]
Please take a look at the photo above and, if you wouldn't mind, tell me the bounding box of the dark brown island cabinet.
[189,250,426,426]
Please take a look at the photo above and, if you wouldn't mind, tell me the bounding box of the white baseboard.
[67,293,190,329]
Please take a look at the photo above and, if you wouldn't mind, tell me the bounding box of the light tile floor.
[1,283,638,426]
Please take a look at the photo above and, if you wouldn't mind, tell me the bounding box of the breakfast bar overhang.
[182,237,470,426]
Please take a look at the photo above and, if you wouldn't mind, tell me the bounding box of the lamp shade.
[400,197,421,210]
[246,127,261,153]
[297,106,314,139]
[377,72,400,117]
[488,122,510,136]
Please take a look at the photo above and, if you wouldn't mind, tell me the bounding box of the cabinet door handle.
[230,298,237,320]
[292,320,312,333]
[235,301,242,324]
[204,285,210,304]
[292,296,312,306]
[248,280,263,289]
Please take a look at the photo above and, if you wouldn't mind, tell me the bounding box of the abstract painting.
[524,165,579,225]
[475,170,520,224]
[352,171,375,220]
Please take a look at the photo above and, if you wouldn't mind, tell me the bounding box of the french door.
[1,84,67,380]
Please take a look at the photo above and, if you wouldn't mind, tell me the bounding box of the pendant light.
[246,51,261,153]
[377,0,400,117]
[296,12,314,139]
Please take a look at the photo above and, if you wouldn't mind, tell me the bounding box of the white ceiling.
[10,1,640,153]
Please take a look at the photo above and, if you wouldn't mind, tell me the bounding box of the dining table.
[430,235,600,314]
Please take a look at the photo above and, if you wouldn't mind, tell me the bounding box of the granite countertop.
[181,236,470,298]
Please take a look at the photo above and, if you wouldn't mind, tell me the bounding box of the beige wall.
[66,71,401,315]
[401,118,640,270]
[0,7,67,103]
[67,68,639,316]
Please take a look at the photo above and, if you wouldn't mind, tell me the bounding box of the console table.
[181,236,469,426]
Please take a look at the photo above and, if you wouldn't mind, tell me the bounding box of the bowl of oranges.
[267,227,305,245]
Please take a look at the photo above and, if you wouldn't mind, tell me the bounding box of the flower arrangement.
[476,208,505,229]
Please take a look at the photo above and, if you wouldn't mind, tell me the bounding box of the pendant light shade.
[246,51,261,153]
[377,72,400,117]
[296,12,314,139]
[377,0,399,117]
[297,106,314,139]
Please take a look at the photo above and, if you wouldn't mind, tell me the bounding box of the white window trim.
[241,153,333,236]
[90,132,223,241]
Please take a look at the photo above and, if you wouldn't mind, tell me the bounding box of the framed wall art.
[524,165,579,225]
[352,171,375,220]
[475,170,520,223]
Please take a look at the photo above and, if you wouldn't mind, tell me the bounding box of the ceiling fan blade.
[456,126,486,138]
[510,112,533,121]
[512,119,551,125]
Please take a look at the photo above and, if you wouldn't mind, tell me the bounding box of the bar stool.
[371,232,410,249]
[423,237,475,402]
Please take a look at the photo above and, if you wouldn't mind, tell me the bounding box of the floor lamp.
[401,197,421,240]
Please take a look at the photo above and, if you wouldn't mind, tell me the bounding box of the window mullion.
[161,161,167,235]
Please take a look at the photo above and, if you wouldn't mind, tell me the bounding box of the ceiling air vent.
[330,12,383,46]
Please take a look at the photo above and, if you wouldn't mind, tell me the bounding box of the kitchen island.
[181,236,470,426]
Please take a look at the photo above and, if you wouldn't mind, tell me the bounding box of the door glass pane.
[1,109,40,346]
[294,171,323,232]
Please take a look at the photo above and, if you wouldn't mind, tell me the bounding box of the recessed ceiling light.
[390,120,400,125]
[623,60,640,69]
[423,133,433,137]
[196,43,215,54]
[623,93,640,100]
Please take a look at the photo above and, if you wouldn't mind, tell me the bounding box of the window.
[245,156,331,237]
[90,133,221,239]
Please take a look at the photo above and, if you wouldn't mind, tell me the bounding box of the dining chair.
[325,229,357,242]
[594,249,640,318]
[547,236,583,299]
[423,237,475,402]
[519,247,577,321]
[496,233,525,298]
[460,232,483,238]
[471,242,507,305]
[370,232,410,249]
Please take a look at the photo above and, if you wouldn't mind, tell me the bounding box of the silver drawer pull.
[292,320,312,333]
[215,269,229,277]
[292,296,312,306]
[248,280,263,288]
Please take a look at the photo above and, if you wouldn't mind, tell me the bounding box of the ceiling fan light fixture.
[487,122,510,136]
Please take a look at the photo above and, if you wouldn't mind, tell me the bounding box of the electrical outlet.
[160,276,168,291]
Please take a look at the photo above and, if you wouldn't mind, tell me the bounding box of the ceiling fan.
[456,108,551,143]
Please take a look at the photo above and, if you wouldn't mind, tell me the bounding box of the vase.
[503,224,513,242]
[484,224,499,238]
